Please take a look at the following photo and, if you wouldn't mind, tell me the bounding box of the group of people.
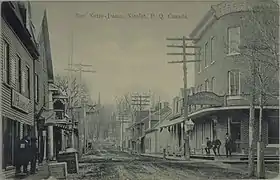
[15,135,39,176]
[204,133,233,157]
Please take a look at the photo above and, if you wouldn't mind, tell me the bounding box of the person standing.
[212,138,221,156]
[15,136,23,175]
[30,137,38,174]
[15,136,29,175]
[204,137,212,155]
[225,133,232,158]
[23,136,31,174]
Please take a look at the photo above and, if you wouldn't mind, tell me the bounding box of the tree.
[223,0,279,177]
[55,74,92,107]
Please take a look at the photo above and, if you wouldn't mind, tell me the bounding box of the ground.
[12,142,279,180]
[65,143,279,180]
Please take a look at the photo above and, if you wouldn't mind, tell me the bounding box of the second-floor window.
[35,74,39,103]
[176,100,179,113]
[26,66,31,98]
[16,55,22,92]
[205,79,209,91]
[204,42,208,67]
[228,70,241,95]
[43,84,46,106]
[227,26,240,54]
[3,40,10,85]
[211,77,215,92]
[210,36,215,63]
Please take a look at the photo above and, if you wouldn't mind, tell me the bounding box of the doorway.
[230,123,241,153]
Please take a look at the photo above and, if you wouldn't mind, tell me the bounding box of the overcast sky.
[31,0,221,105]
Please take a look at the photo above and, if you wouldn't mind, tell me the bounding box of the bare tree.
[55,74,91,107]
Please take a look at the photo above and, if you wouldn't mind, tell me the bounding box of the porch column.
[48,91,54,160]
[181,123,184,149]
[227,117,231,135]
[168,126,172,154]
[173,125,176,153]
[0,116,2,177]
[61,129,65,151]
[20,123,23,139]
[43,130,47,160]
[175,124,178,154]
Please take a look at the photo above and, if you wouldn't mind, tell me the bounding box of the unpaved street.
[67,147,249,180]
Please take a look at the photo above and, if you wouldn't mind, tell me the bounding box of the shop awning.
[159,116,184,128]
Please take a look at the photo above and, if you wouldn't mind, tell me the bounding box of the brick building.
[1,1,39,172]
[155,0,279,157]
[187,0,279,155]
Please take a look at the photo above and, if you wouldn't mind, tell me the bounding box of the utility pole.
[166,36,200,160]
[131,93,150,153]
[65,63,96,154]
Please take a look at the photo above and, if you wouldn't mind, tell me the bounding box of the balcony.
[54,109,65,120]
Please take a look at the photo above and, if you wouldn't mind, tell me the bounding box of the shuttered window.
[3,40,10,84]
[35,74,39,102]
[15,55,22,92]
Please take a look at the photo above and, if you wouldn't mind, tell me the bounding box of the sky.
[30,0,222,105]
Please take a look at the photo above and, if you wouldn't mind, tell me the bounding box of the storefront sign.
[48,162,67,179]
[43,110,67,125]
[57,151,79,174]
[11,89,31,113]
[188,92,224,106]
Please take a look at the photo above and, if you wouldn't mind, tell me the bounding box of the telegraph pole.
[65,63,96,154]
[166,36,200,160]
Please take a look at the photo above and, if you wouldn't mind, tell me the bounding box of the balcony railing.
[54,109,65,120]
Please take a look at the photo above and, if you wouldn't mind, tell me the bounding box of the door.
[230,123,241,153]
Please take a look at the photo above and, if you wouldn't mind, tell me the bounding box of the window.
[228,70,241,95]
[43,84,46,106]
[200,84,203,92]
[3,40,10,84]
[26,66,31,98]
[211,77,215,92]
[16,56,22,92]
[205,79,209,91]
[210,36,215,63]
[227,26,240,54]
[204,42,208,67]
[198,49,201,73]
[197,86,200,93]
[35,74,39,102]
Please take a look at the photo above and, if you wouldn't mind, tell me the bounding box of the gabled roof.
[1,2,39,59]
[38,10,54,82]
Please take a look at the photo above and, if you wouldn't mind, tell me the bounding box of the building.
[158,89,191,156]
[129,110,150,153]
[1,1,39,174]
[35,8,55,162]
[186,0,279,155]
[144,102,172,154]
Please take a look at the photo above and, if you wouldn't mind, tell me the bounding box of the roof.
[189,0,278,40]
[38,10,54,82]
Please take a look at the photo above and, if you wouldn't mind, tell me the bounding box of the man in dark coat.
[24,136,31,173]
[30,137,38,174]
[225,133,233,158]
[212,138,221,156]
[204,137,212,155]
[15,137,29,174]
